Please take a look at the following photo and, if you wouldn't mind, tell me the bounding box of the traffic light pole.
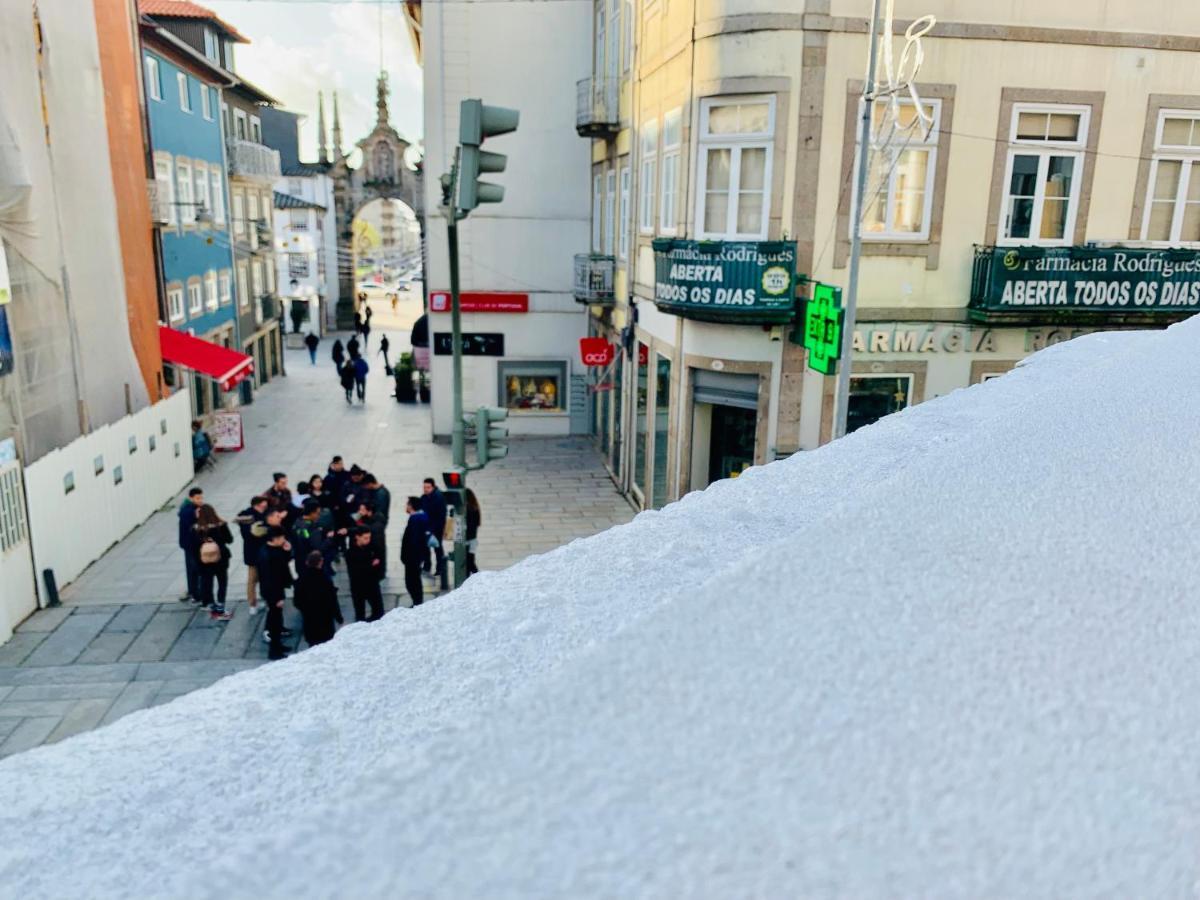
[444,148,468,589]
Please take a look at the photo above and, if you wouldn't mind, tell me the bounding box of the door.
[0,458,37,643]
[707,404,757,484]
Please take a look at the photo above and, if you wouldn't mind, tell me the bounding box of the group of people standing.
[177,457,482,660]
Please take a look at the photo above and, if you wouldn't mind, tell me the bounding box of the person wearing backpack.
[192,504,234,620]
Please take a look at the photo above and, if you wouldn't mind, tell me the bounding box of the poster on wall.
[211,410,244,451]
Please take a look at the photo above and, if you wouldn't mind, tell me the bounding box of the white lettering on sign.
[853,326,996,354]
[669,263,725,283]
[654,281,758,306]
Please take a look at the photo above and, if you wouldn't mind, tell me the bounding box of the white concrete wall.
[0,459,36,644]
[422,0,592,438]
[23,390,193,603]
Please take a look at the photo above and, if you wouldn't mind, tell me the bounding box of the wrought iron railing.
[574,253,615,305]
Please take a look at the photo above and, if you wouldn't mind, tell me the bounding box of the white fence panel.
[23,391,193,602]
[0,460,36,642]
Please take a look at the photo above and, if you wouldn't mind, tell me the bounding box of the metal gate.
[0,459,37,643]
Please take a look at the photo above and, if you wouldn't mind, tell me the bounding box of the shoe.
[247,604,259,615]
[262,630,270,643]
[179,594,193,604]
[210,610,232,622]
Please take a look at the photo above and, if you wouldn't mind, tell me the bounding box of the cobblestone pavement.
[0,332,634,757]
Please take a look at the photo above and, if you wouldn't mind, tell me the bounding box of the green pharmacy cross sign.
[801,283,844,375]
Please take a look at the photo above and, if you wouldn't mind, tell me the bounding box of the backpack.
[199,537,221,565]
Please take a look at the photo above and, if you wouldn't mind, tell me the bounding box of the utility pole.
[833,0,883,440]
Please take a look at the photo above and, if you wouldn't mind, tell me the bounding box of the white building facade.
[274,174,337,336]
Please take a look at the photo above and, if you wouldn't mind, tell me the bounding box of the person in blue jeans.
[177,486,204,603]
[352,355,369,403]
[304,331,320,365]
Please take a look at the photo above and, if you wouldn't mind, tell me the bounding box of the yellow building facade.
[580,1,1200,508]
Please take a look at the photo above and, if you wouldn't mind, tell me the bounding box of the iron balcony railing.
[574,253,615,305]
[575,77,619,137]
[227,138,281,182]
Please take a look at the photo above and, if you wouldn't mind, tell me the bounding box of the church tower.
[316,91,329,164]
[332,91,344,160]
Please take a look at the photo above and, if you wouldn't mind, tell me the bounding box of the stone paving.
[0,320,634,758]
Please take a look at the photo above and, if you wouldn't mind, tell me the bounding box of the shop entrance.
[707,404,756,483]
[847,374,912,434]
[689,369,759,490]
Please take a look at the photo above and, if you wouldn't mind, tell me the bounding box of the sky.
[206,0,422,167]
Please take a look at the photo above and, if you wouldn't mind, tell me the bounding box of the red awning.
[159,326,254,392]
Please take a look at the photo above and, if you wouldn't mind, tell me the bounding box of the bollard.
[42,568,62,608]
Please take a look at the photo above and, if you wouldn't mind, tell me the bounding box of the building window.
[639,118,658,233]
[187,282,203,314]
[500,361,567,413]
[623,0,633,73]
[259,194,271,229]
[204,271,218,310]
[290,210,309,230]
[847,375,912,434]
[250,116,262,143]
[619,163,631,260]
[144,56,161,101]
[251,260,263,297]
[248,193,260,248]
[209,170,225,225]
[219,270,232,305]
[594,2,605,79]
[1142,110,1200,243]
[593,173,603,252]
[696,96,775,240]
[606,0,619,81]
[288,178,303,195]
[203,28,218,62]
[175,159,194,219]
[235,108,248,139]
[999,104,1089,244]
[154,154,175,227]
[167,286,184,321]
[604,169,616,255]
[177,72,191,113]
[652,353,671,508]
[193,162,211,219]
[859,100,940,241]
[232,191,245,236]
[237,263,249,309]
[201,86,212,120]
[264,259,275,294]
[660,108,682,235]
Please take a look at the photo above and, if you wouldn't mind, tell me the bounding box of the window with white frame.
[204,271,218,310]
[235,108,248,139]
[203,28,218,62]
[623,0,633,73]
[250,116,262,143]
[251,260,264,297]
[593,173,603,252]
[594,3,605,80]
[605,170,616,254]
[639,118,658,233]
[201,86,212,120]
[175,159,193,218]
[177,72,191,113]
[288,178,303,195]
[606,0,619,82]
[193,162,210,217]
[859,100,940,240]
[219,270,232,305]
[209,169,225,225]
[290,210,309,230]
[264,259,275,293]
[167,286,184,321]
[154,154,175,226]
[696,96,775,240]
[660,108,682,234]
[144,56,161,101]
[187,282,202,314]
[248,193,260,248]
[1142,111,1200,243]
[237,263,249,309]
[619,163,631,260]
[232,191,245,236]
[999,104,1089,244]
[259,194,271,228]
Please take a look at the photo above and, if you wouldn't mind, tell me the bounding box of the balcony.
[574,254,615,305]
[254,220,274,248]
[969,244,1200,323]
[575,77,619,138]
[227,138,281,182]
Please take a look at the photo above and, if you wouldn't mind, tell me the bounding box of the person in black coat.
[339,360,356,405]
[294,550,343,646]
[178,487,204,603]
[420,477,448,578]
[464,488,481,578]
[233,495,270,614]
[345,527,385,622]
[346,334,361,359]
[257,527,295,660]
[331,339,345,369]
[192,504,234,619]
[304,331,320,365]
[401,496,432,606]
[324,456,349,503]
[362,473,391,526]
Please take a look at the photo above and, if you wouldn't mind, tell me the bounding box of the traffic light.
[457,99,519,213]
[442,468,466,513]
[474,406,509,466]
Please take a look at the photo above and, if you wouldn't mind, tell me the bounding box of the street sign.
[579,337,614,367]
[800,283,844,375]
[433,332,505,356]
[429,291,529,313]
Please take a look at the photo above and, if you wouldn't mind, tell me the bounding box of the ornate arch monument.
[322,73,422,327]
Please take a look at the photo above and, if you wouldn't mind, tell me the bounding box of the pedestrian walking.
[234,495,270,614]
[354,310,363,335]
[389,293,398,314]
[340,360,356,405]
[345,526,385,622]
[353,354,369,403]
[401,496,432,606]
[364,304,373,325]
[257,526,294,660]
[420,477,448,582]
[361,319,372,350]
[346,334,361,359]
[304,331,320,365]
[331,339,345,369]
[192,504,234,619]
[464,488,481,578]
[294,550,343,647]
[379,334,392,375]
[178,487,204,603]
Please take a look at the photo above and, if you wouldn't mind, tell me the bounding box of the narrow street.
[0,322,633,757]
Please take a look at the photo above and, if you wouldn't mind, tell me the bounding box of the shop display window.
[499,361,568,413]
[652,354,671,507]
[847,375,912,434]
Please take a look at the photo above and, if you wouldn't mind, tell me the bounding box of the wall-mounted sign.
[433,332,505,356]
[579,337,614,367]
[853,325,997,354]
[429,291,529,314]
[970,245,1200,315]
[799,283,843,374]
[652,239,797,324]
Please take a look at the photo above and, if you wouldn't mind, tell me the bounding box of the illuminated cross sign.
[802,283,844,375]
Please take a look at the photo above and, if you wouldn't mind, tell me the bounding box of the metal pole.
[445,147,466,590]
[833,0,883,440]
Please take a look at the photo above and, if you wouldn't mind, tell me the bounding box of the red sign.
[638,343,649,366]
[429,291,529,313]
[579,337,614,367]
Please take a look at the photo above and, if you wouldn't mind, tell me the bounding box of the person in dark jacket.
[339,360,356,405]
[362,473,391,525]
[324,456,349,501]
[401,496,432,606]
[331,338,345,370]
[178,487,204,603]
[346,334,360,359]
[345,526,385,622]
[292,499,339,577]
[353,311,363,335]
[378,334,391,374]
[257,527,294,660]
[353,501,387,578]
[192,504,234,619]
[294,550,343,646]
[464,488,481,578]
[420,477,448,579]
[304,331,320,365]
[234,495,270,614]
[352,355,369,403]
[361,319,371,351]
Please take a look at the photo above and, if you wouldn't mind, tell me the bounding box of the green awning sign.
[652,239,797,324]
[801,283,844,375]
